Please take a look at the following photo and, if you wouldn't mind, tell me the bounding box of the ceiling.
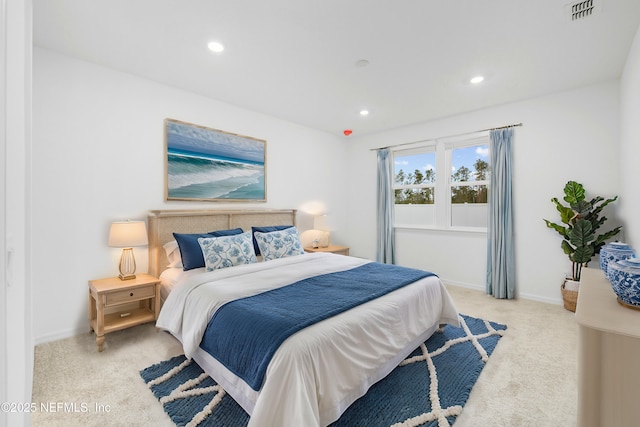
[33,0,640,137]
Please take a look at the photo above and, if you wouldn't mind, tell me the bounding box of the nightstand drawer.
[106,285,155,305]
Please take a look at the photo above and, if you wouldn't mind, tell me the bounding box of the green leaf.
[544,219,569,239]
[568,219,595,265]
[563,181,585,205]
[594,226,623,247]
[571,200,592,218]
[551,198,575,225]
[588,215,606,233]
[571,246,594,264]
[587,196,618,223]
[569,219,595,248]
[597,196,618,209]
[560,239,574,256]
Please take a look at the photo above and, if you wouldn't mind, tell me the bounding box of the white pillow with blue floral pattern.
[254,227,305,261]
[198,231,257,271]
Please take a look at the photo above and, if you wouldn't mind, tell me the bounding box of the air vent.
[570,0,595,21]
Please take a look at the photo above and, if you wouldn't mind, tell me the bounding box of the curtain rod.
[370,122,523,151]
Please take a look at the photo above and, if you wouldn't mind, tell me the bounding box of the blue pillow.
[251,225,293,255]
[173,228,243,270]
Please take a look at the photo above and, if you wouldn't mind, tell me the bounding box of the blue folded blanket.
[200,261,436,391]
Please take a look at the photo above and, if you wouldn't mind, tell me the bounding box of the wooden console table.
[575,268,640,427]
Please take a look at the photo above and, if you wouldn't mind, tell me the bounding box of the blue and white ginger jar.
[608,258,640,309]
[600,242,636,281]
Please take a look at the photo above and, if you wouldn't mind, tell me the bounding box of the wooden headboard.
[147,209,297,278]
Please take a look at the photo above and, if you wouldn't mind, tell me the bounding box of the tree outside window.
[394,151,436,205]
[451,147,489,204]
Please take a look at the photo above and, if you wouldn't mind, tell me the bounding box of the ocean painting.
[165,119,266,201]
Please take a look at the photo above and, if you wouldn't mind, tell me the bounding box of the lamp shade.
[108,221,148,248]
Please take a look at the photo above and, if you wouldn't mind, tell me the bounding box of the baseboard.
[34,326,90,346]
[443,278,564,306]
[442,279,484,291]
[516,291,563,306]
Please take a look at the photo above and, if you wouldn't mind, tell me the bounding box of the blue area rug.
[140,314,506,427]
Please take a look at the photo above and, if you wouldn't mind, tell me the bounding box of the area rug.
[140,314,506,427]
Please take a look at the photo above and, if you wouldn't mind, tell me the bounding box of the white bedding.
[158,266,204,302]
[156,252,459,427]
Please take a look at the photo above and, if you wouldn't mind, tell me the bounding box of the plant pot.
[564,279,580,292]
[561,280,579,312]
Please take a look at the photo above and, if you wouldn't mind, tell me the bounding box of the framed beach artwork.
[165,119,266,202]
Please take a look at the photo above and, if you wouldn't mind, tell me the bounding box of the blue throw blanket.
[200,261,436,391]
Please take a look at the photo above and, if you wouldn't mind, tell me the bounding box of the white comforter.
[156,252,459,427]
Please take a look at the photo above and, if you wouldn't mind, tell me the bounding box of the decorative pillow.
[254,227,305,262]
[198,231,257,271]
[251,225,293,255]
[163,240,183,268]
[173,228,243,270]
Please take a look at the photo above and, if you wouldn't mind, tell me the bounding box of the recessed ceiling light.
[360,110,369,116]
[207,41,225,53]
[470,75,484,84]
[355,59,370,68]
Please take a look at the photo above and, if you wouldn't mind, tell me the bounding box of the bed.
[148,209,459,427]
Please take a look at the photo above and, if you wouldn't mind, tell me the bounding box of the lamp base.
[118,247,137,281]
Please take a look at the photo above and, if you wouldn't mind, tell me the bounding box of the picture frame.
[165,118,266,202]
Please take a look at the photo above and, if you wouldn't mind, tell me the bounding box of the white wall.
[32,48,349,343]
[346,81,621,304]
[620,25,640,248]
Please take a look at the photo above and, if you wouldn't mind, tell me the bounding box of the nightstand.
[304,245,350,256]
[88,273,160,352]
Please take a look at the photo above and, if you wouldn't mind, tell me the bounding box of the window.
[449,141,489,228]
[394,149,436,204]
[393,135,490,230]
[394,147,437,227]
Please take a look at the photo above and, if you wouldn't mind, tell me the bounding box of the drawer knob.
[130,292,134,297]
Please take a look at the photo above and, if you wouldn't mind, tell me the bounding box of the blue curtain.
[376,148,395,264]
[486,128,515,299]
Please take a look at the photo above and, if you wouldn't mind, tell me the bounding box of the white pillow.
[198,231,257,271]
[254,227,305,262]
[163,240,183,268]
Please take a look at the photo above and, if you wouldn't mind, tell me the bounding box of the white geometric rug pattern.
[392,316,506,427]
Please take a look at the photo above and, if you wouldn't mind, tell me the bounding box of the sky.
[166,120,265,164]
[394,145,489,182]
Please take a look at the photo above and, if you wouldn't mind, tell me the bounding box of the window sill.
[394,224,487,234]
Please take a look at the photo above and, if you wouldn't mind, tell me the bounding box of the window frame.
[392,133,490,231]
[393,145,436,206]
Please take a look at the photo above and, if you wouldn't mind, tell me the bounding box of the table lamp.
[108,220,148,280]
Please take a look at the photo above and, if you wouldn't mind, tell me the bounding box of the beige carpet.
[31,284,577,427]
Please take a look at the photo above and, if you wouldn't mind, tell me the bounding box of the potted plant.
[544,181,622,311]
